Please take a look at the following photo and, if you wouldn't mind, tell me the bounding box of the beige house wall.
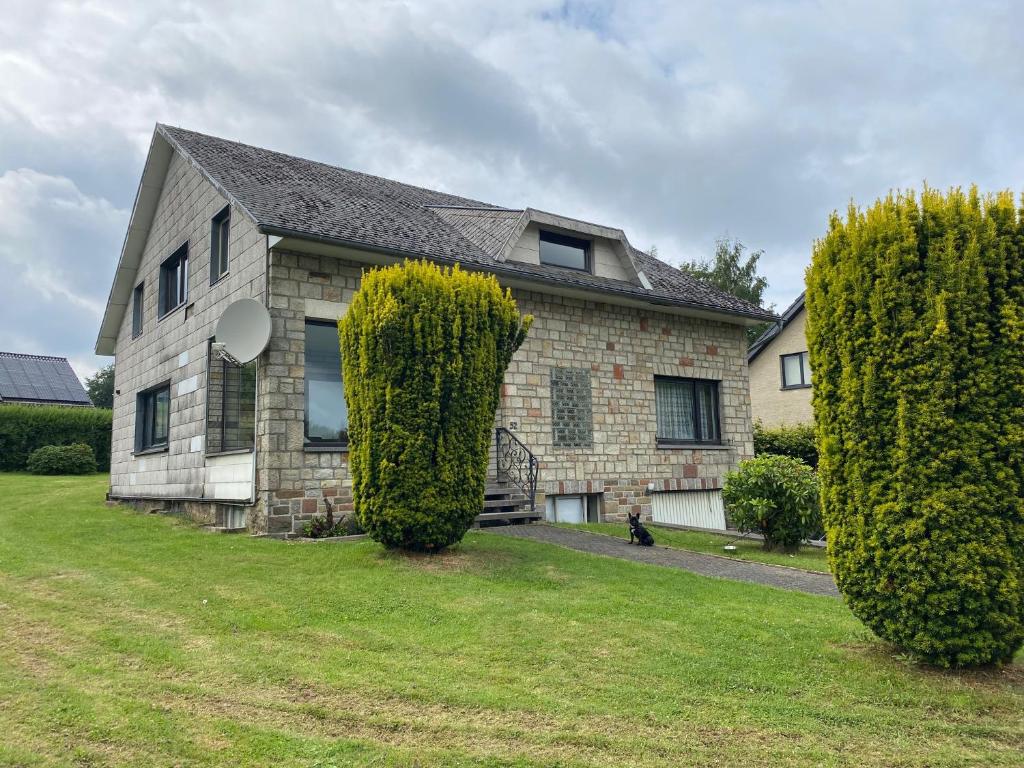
[747,307,814,427]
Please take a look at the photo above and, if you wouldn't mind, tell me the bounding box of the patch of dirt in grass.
[835,640,1024,689]
[378,546,517,574]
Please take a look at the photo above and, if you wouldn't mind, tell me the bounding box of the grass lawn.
[0,474,1021,767]
[556,522,831,573]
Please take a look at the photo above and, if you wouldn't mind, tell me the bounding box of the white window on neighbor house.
[545,494,601,524]
[781,351,811,389]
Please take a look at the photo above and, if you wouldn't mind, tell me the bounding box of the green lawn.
[556,522,831,573]
[0,474,1020,767]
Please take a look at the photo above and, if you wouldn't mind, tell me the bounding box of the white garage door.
[651,490,726,531]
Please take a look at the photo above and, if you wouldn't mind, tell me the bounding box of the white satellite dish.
[214,298,271,364]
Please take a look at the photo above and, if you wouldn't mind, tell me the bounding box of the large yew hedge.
[806,187,1024,667]
[0,405,112,472]
[340,260,532,551]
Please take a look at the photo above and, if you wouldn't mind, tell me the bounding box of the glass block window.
[206,343,256,453]
[550,366,592,448]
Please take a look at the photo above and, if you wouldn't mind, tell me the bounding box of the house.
[95,125,776,536]
[746,293,812,427]
[0,352,92,407]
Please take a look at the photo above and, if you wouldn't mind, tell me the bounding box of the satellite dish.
[215,298,271,364]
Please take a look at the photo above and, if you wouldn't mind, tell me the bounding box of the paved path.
[488,524,840,598]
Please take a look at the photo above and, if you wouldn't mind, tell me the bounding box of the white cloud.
[1,0,1022,363]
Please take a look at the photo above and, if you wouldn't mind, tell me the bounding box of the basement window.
[539,230,590,271]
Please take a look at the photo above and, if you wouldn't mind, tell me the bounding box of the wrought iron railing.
[495,427,539,511]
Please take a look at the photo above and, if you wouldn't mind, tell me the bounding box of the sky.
[2,0,1023,382]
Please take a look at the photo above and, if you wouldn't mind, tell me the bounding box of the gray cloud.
[1,0,1022,378]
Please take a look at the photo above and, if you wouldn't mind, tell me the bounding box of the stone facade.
[748,306,813,427]
[253,248,754,534]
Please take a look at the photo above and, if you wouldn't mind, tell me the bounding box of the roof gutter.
[258,225,778,326]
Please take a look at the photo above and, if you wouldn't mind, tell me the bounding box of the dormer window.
[539,230,590,271]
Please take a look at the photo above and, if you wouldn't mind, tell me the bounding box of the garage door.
[651,490,726,531]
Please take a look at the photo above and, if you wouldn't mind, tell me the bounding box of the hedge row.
[753,422,818,468]
[0,405,112,472]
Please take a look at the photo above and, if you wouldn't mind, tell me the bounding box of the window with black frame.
[539,230,590,271]
[304,320,348,446]
[206,344,256,453]
[132,282,144,338]
[654,376,721,445]
[159,243,189,316]
[135,383,170,452]
[780,351,811,389]
[210,206,230,284]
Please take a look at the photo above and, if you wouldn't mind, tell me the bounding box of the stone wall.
[257,248,755,533]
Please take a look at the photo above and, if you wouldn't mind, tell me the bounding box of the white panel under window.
[651,490,726,531]
[545,494,600,524]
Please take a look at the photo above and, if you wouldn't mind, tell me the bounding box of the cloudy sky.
[2,0,1022,381]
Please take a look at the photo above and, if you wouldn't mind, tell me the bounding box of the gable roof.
[96,124,777,354]
[0,352,91,406]
[747,292,805,362]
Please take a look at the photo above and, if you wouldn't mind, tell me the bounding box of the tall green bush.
[0,405,112,472]
[806,187,1024,667]
[340,260,532,551]
[753,421,818,468]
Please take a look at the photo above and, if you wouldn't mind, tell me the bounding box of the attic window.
[539,230,590,271]
[158,243,189,317]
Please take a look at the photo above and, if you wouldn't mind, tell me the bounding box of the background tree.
[678,238,773,343]
[806,186,1024,667]
[84,364,114,408]
[340,260,532,551]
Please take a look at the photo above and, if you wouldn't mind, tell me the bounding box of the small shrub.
[753,421,817,468]
[26,443,97,475]
[722,454,820,552]
[340,260,531,551]
[301,499,365,539]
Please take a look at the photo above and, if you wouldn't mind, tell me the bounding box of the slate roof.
[157,125,776,323]
[0,352,91,406]
[747,292,805,362]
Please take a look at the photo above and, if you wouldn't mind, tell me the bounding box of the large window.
[206,344,256,453]
[132,282,144,338]
[304,320,348,446]
[210,206,230,284]
[135,382,171,452]
[781,352,811,389]
[655,376,721,445]
[159,243,189,316]
[539,230,590,271]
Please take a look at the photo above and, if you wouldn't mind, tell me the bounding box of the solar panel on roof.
[0,353,91,405]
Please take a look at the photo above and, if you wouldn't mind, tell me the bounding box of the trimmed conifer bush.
[26,443,98,475]
[340,260,532,551]
[806,187,1024,667]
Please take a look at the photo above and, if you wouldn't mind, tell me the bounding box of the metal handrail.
[495,427,540,510]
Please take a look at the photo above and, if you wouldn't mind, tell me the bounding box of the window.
[210,206,230,284]
[550,366,593,448]
[159,243,189,316]
[781,352,812,389]
[132,283,144,338]
[655,377,721,444]
[539,230,590,271]
[135,383,171,452]
[304,320,348,446]
[206,343,256,453]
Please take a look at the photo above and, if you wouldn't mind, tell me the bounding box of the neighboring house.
[0,352,92,407]
[747,293,812,427]
[95,125,776,536]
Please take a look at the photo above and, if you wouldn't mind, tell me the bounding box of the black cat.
[627,512,655,546]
